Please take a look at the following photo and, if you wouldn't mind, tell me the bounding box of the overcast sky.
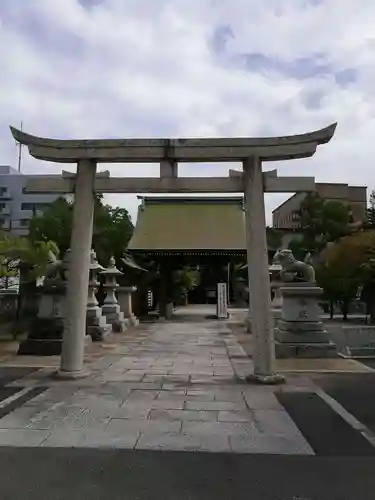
[1,0,374,224]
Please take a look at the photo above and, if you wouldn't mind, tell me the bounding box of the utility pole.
[17,121,23,173]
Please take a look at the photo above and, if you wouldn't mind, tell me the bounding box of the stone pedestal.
[18,283,66,356]
[271,285,283,326]
[275,283,336,358]
[233,278,247,308]
[244,312,252,333]
[101,257,127,332]
[86,251,111,341]
[243,284,252,333]
[165,302,174,320]
[117,286,139,326]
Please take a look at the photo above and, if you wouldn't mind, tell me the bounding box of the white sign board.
[217,282,228,319]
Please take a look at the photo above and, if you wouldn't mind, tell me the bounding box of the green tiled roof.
[127,197,246,252]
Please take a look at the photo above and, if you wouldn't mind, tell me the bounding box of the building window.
[0,187,7,196]
[21,203,34,211]
[19,219,29,227]
[21,202,48,211]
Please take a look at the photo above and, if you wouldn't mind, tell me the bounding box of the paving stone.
[125,390,159,402]
[26,407,86,430]
[25,388,76,405]
[212,391,246,403]
[121,398,185,411]
[0,429,50,447]
[149,409,218,422]
[0,406,48,429]
[185,389,216,401]
[241,389,284,410]
[163,375,190,383]
[142,375,165,383]
[185,400,247,411]
[156,390,187,400]
[40,429,140,448]
[182,421,257,436]
[252,409,304,437]
[117,370,146,381]
[229,434,314,455]
[218,410,253,422]
[28,409,111,431]
[213,369,235,376]
[135,432,230,452]
[184,393,218,402]
[109,406,151,419]
[106,418,182,434]
[126,382,163,391]
[70,396,123,413]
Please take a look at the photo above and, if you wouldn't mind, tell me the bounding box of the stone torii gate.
[11,123,337,382]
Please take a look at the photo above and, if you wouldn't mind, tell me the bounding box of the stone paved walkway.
[0,313,313,454]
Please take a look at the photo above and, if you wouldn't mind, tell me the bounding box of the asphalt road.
[0,447,374,500]
[0,367,37,385]
[277,391,375,456]
[313,372,375,434]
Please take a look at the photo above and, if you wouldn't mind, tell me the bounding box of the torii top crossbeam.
[10,123,337,163]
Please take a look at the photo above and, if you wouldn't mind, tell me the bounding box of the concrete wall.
[0,165,63,236]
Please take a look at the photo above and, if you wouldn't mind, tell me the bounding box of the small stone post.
[100,257,127,332]
[86,250,111,341]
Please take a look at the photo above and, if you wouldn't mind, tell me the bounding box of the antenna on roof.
[17,121,23,173]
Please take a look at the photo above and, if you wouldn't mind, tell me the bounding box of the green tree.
[172,267,200,304]
[29,195,134,265]
[288,193,352,259]
[28,197,72,255]
[318,230,375,321]
[92,205,134,265]
[0,234,59,282]
[266,227,282,251]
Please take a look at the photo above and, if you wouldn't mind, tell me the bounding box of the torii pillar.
[10,123,337,381]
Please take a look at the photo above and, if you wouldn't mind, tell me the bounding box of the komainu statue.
[44,250,65,281]
[273,249,315,283]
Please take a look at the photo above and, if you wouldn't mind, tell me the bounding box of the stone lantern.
[100,256,127,332]
[86,250,111,341]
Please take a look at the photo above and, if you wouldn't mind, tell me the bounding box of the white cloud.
[0,0,374,225]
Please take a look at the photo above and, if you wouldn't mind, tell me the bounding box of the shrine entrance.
[11,122,337,383]
[127,196,247,321]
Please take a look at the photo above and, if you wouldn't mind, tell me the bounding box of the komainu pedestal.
[275,283,336,358]
[18,250,68,356]
[18,283,65,356]
[273,249,336,359]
